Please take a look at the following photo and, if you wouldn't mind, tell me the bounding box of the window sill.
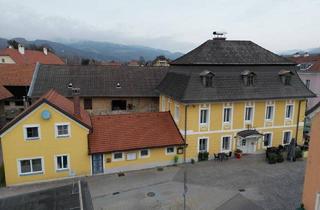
[165,152,175,156]
[56,169,69,172]
[56,135,70,139]
[19,171,43,176]
[112,158,124,162]
[25,137,40,141]
[139,155,150,159]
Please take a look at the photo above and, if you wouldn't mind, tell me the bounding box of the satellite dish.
[41,110,51,120]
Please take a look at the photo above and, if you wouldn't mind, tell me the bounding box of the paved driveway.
[0,154,305,210]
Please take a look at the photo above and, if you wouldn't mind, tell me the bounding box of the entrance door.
[92,154,104,174]
[238,138,257,154]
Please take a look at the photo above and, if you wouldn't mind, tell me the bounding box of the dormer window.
[278,70,293,85]
[200,70,214,87]
[241,70,256,86]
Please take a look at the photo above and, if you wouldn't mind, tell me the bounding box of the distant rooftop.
[171,39,294,65]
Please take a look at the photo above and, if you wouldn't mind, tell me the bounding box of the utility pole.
[183,105,188,210]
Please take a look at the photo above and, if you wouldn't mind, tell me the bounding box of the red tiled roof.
[0,89,91,134]
[0,64,35,86]
[89,112,184,154]
[0,82,13,100]
[289,56,320,72]
[0,48,64,64]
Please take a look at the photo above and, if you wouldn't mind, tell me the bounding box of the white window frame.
[199,108,209,125]
[221,136,232,152]
[315,193,320,210]
[174,104,180,122]
[165,146,176,155]
[198,137,209,153]
[17,157,44,176]
[283,130,292,145]
[55,123,71,138]
[305,79,310,89]
[285,104,294,120]
[23,124,41,141]
[223,106,232,124]
[126,152,137,161]
[55,154,70,171]
[139,149,150,158]
[263,132,273,148]
[161,96,166,111]
[244,106,254,123]
[265,105,274,121]
[112,152,124,161]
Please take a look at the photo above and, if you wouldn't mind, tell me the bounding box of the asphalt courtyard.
[0,154,306,210]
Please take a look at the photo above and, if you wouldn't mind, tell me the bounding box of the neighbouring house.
[127,60,140,66]
[0,45,64,65]
[28,64,168,115]
[157,35,315,161]
[0,89,184,185]
[302,111,320,210]
[0,64,36,126]
[152,55,170,67]
[290,55,320,111]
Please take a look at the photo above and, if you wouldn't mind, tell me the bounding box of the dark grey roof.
[157,65,316,103]
[237,129,263,138]
[28,64,168,98]
[171,39,295,65]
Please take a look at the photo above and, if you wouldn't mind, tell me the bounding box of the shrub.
[0,164,5,187]
[295,147,303,159]
[267,153,278,164]
[277,153,284,163]
[174,155,179,165]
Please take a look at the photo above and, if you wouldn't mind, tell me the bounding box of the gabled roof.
[171,39,294,65]
[0,82,13,100]
[0,48,64,64]
[157,65,316,103]
[289,55,320,73]
[28,64,168,98]
[0,89,91,135]
[88,112,184,154]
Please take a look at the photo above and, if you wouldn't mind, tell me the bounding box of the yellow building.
[158,36,315,161]
[0,90,184,185]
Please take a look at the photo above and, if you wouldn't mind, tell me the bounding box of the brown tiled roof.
[0,48,64,64]
[0,82,13,100]
[0,64,35,86]
[88,112,184,154]
[0,89,91,134]
[289,56,320,72]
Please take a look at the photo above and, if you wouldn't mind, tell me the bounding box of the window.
[4,101,10,106]
[1,58,5,63]
[305,80,310,89]
[284,76,291,85]
[316,193,320,210]
[112,100,127,111]
[112,152,124,161]
[174,105,180,122]
[166,147,175,155]
[18,158,43,175]
[126,153,137,160]
[198,138,208,152]
[56,123,70,138]
[223,107,232,123]
[285,104,293,119]
[283,131,291,145]
[140,149,150,158]
[222,136,231,151]
[161,97,166,111]
[200,109,208,124]
[56,155,69,171]
[24,125,40,140]
[84,98,92,110]
[264,133,272,147]
[245,107,253,122]
[15,100,24,106]
[265,106,274,120]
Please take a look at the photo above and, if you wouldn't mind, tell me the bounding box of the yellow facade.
[160,95,306,160]
[0,103,91,185]
[103,147,184,173]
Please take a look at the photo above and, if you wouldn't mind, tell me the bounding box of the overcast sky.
[0,0,319,53]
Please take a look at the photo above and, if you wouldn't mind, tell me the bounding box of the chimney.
[8,45,13,49]
[213,31,227,40]
[72,88,81,116]
[43,47,48,55]
[304,52,309,57]
[18,44,25,54]
[293,52,300,58]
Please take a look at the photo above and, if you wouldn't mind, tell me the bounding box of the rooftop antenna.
[213,31,227,40]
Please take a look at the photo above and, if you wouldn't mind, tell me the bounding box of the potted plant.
[277,153,284,163]
[235,149,243,159]
[173,155,179,166]
[267,153,277,164]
